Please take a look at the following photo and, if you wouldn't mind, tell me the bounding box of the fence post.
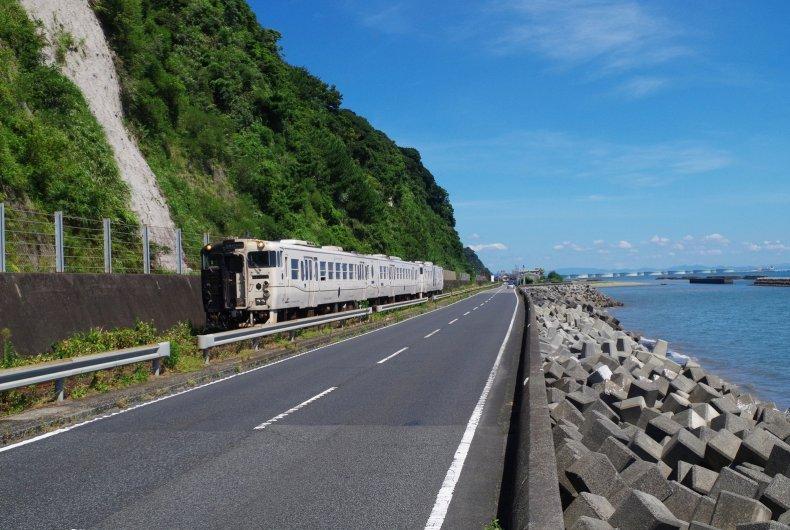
[142,225,150,274]
[203,232,210,246]
[103,218,112,274]
[0,202,5,273]
[54,211,64,272]
[176,228,183,274]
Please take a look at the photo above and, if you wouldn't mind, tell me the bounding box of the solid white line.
[254,387,336,430]
[424,329,441,339]
[0,289,497,454]
[448,318,458,325]
[424,289,519,529]
[377,347,409,364]
[463,312,470,316]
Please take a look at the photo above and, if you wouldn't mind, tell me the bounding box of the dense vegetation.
[464,247,492,278]
[91,0,474,271]
[0,0,139,271]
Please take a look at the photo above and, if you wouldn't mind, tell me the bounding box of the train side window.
[290,259,299,280]
[328,262,334,280]
[277,251,283,267]
[320,261,326,281]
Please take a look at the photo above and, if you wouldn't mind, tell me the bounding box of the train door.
[307,257,318,307]
[223,254,244,309]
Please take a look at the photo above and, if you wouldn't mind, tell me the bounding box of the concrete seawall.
[0,273,204,355]
[502,288,564,528]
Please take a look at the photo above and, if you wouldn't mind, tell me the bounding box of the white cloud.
[617,76,670,98]
[593,239,605,246]
[673,243,685,250]
[650,235,670,246]
[745,242,761,252]
[492,0,688,75]
[683,235,694,241]
[704,233,730,245]
[469,242,508,252]
[468,233,480,240]
[616,240,633,249]
[553,241,585,252]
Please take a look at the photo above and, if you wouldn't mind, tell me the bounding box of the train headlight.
[256,283,262,290]
[257,241,264,249]
[205,244,212,251]
[262,289,269,297]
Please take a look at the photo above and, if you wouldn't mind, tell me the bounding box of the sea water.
[600,279,789,409]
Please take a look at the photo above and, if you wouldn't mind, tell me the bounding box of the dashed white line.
[377,347,409,364]
[0,287,491,454]
[473,307,478,311]
[424,329,441,339]
[448,318,458,325]
[254,386,336,430]
[424,288,520,529]
[463,312,470,316]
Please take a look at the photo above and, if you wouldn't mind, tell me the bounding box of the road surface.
[0,288,523,529]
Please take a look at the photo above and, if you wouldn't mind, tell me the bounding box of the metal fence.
[0,202,227,275]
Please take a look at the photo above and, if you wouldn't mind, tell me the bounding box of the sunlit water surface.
[600,279,789,409]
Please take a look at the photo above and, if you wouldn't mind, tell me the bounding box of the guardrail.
[373,297,427,313]
[431,283,495,301]
[0,342,170,401]
[197,308,372,361]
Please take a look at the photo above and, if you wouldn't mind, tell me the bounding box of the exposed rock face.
[532,284,790,528]
[20,0,179,270]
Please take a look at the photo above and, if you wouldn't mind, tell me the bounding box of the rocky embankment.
[531,284,789,529]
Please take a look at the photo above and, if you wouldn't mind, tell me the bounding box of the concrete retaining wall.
[0,273,204,355]
[508,289,564,528]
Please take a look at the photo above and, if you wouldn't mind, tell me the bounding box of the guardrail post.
[142,225,150,274]
[203,348,211,365]
[103,218,112,274]
[151,358,161,376]
[176,228,183,274]
[54,378,65,401]
[54,211,64,272]
[0,202,5,273]
[203,232,210,245]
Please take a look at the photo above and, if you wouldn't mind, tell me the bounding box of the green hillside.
[0,0,139,272]
[91,0,473,271]
[464,247,492,278]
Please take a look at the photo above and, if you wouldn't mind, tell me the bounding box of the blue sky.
[250,0,790,272]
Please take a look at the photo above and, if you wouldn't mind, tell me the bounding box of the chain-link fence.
[0,202,228,275]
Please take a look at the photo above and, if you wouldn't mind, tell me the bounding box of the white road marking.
[424,329,441,339]
[377,347,409,364]
[463,312,470,316]
[473,307,478,311]
[424,288,519,530]
[523,377,529,386]
[448,318,458,325]
[254,387,336,430]
[0,289,494,454]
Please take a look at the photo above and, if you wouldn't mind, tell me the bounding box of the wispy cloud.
[354,2,412,35]
[415,130,732,189]
[704,233,730,245]
[650,235,670,246]
[490,0,689,74]
[616,76,670,99]
[553,241,586,251]
[616,240,633,249]
[469,242,509,251]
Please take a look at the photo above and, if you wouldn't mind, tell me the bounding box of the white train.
[201,238,444,327]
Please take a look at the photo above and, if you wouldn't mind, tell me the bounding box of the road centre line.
[254,387,337,430]
[424,329,441,339]
[377,347,409,364]
[463,312,470,316]
[424,288,520,529]
[448,318,458,325]
[0,287,497,454]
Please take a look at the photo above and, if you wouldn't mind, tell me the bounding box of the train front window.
[202,252,222,270]
[248,251,277,268]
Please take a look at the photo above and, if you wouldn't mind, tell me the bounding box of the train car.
[201,238,444,327]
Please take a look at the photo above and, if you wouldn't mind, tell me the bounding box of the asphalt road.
[0,287,523,529]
